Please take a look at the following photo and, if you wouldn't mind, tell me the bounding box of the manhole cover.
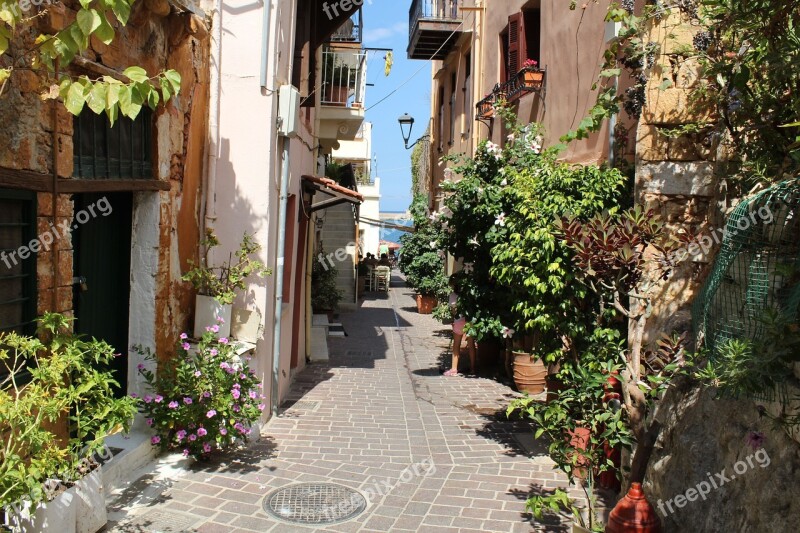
[262,482,367,525]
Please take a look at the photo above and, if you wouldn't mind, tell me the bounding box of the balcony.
[329,9,363,43]
[475,67,546,119]
[318,47,368,145]
[407,0,463,60]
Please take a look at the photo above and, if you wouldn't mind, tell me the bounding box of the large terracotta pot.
[416,294,437,314]
[599,374,623,492]
[605,482,662,533]
[512,351,547,394]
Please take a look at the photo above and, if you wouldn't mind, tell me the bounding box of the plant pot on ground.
[183,230,271,339]
[416,293,437,314]
[512,351,547,395]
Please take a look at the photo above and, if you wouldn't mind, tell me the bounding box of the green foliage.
[183,231,271,306]
[135,328,266,459]
[508,348,633,532]
[399,194,448,299]
[0,313,137,509]
[0,0,181,123]
[311,249,343,311]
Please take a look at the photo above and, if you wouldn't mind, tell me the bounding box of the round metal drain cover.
[263,482,367,525]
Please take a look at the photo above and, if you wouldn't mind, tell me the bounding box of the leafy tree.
[0,0,181,123]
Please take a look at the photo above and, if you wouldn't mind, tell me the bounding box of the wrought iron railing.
[475,67,546,119]
[320,47,368,108]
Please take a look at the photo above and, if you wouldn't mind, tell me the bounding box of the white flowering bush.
[134,323,266,459]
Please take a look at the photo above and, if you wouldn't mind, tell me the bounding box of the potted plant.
[0,313,138,533]
[322,52,354,105]
[507,357,632,532]
[510,332,548,395]
[182,230,271,339]
[311,247,343,317]
[134,327,266,459]
[521,58,545,89]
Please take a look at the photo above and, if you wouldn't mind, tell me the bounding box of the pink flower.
[183,448,190,457]
[194,370,202,377]
[203,442,212,453]
[130,393,139,398]
[176,430,187,440]
[146,418,153,426]
[233,405,241,413]
[203,391,211,398]
[180,333,188,340]
[137,363,145,371]
[232,383,241,389]
[188,434,197,442]
[216,316,225,324]
[207,410,217,418]
[143,395,153,404]
[232,389,241,400]
[183,397,193,405]
[154,395,163,403]
[197,428,208,437]
[220,362,230,370]
[249,390,257,399]
[220,428,228,435]
[151,435,161,445]
[182,342,191,351]
[258,404,265,411]
[168,401,179,409]
[210,348,219,356]
[219,337,229,344]
[211,324,220,333]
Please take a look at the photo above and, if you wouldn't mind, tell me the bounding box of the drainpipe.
[259,0,273,89]
[271,137,291,418]
[304,213,314,360]
[204,1,223,238]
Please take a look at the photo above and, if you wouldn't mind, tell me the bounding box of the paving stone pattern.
[107,274,576,532]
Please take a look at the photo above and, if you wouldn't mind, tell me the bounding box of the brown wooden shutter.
[507,12,526,81]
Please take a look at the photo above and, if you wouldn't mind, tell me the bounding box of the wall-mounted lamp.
[398,113,430,150]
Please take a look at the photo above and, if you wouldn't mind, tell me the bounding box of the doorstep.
[103,428,160,496]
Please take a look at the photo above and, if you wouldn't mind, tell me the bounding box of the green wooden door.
[73,192,132,397]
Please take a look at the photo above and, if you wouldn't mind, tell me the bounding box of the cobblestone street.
[107,274,573,532]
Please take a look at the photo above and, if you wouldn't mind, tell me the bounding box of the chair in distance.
[374,266,391,292]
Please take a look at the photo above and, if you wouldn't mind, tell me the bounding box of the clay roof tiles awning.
[302,175,363,212]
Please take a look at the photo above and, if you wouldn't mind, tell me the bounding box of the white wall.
[359,177,381,256]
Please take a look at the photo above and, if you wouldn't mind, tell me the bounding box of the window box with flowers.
[520,59,545,91]
[135,324,266,460]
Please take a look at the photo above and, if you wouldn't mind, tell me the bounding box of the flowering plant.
[522,58,538,69]
[134,324,266,459]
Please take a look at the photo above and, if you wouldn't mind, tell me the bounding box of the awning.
[302,175,363,212]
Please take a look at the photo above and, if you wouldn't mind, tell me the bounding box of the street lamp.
[398,113,429,150]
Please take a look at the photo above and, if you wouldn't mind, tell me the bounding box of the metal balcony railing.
[408,0,463,60]
[330,10,362,43]
[410,0,460,34]
[320,47,368,108]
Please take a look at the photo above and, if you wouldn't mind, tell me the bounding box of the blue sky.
[361,1,431,212]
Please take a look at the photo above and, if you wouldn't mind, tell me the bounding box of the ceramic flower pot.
[194,294,232,339]
[416,294,437,314]
[512,351,547,394]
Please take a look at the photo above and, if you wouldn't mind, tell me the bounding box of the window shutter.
[507,12,526,80]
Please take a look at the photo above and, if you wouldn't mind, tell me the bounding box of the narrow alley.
[105,275,572,533]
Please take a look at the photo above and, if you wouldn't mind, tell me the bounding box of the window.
[502,9,541,82]
[0,190,37,380]
[463,51,472,131]
[449,73,457,145]
[437,86,445,151]
[73,108,153,179]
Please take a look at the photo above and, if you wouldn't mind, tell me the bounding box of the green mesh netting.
[692,178,800,359]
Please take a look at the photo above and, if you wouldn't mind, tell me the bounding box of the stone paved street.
[106,274,574,532]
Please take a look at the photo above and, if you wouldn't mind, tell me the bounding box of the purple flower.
[746,431,766,450]
[188,434,197,442]
[168,401,179,409]
[210,349,219,356]
[202,391,211,398]
[206,409,217,418]
[234,422,245,432]
[151,435,161,445]
[182,342,191,351]
[216,316,225,324]
[154,395,163,403]
[226,367,235,374]
[183,397,193,405]
[231,389,241,400]
[219,337,229,344]
[146,418,154,426]
[183,448,190,457]
[220,428,228,435]
[233,405,241,413]
[203,442,212,453]
[257,383,263,388]
[240,373,247,379]
[130,393,139,399]
[197,428,208,437]
[257,404,265,411]
[211,324,220,333]
[143,395,153,404]
[220,362,230,370]
[232,383,241,389]
[249,390,257,399]
[180,333,188,340]
[176,430,187,441]
[137,363,145,371]
[194,371,202,377]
